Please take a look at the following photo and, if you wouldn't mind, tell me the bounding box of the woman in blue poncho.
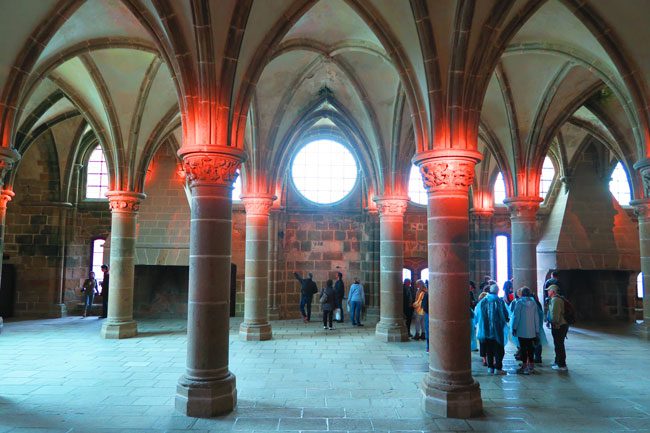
[475,284,510,375]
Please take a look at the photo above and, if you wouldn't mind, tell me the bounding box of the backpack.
[319,290,328,304]
[561,296,576,325]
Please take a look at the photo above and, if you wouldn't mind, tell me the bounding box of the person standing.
[475,284,509,375]
[294,272,318,322]
[334,272,345,322]
[347,277,365,326]
[99,264,109,319]
[547,285,569,371]
[81,271,99,318]
[422,282,429,352]
[412,279,427,340]
[403,278,415,337]
[320,279,337,330]
[512,287,540,374]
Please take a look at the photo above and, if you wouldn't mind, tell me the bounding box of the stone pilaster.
[503,197,542,294]
[632,159,650,339]
[239,194,275,341]
[100,191,145,339]
[413,149,482,419]
[0,147,20,335]
[374,196,409,342]
[469,209,494,284]
[175,146,243,417]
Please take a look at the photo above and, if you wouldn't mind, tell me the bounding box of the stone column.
[0,148,19,334]
[503,197,542,294]
[100,191,145,339]
[469,209,493,283]
[632,192,650,338]
[239,194,275,341]
[267,208,281,320]
[413,149,482,419]
[374,196,409,342]
[175,147,243,417]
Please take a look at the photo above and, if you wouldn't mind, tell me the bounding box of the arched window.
[495,234,510,296]
[408,164,427,205]
[539,156,555,200]
[493,173,506,205]
[637,272,644,299]
[402,268,412,282]
[86,146,109,199]
[232,169,242,202]
[291,139,358,204]
[420,268,429,284]
[91,238,106,283]
[609,162,631,206]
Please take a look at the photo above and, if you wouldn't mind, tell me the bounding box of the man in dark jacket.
[99,264,109,318]
[294,272,318,322]
[334,272,345,322]
[402,279,415,337]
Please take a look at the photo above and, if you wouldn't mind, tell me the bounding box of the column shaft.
[504,198,541,293]
[175,149,242,417]
[100,192,145,339]
[469,210,493,283]
[414,150,482,419]
[0,190,14,334]
[374,197,408,342]
[632,199,650,339]
[239,195,274,340]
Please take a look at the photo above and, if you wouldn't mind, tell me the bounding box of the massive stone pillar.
[175,147,243,417]
[239,194,275,341]
[374,196,409,342]
[633,200,650,339]
[414,149,482,419]
[503,197,542,294]
[100,191,145,339]
[469,209,493,283]
[0,148,19,334]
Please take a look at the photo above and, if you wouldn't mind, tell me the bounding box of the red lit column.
[175,147,243,417]
[414,149,482,418]
[100,191,145,339]
[0,148,19,334]
[469,209,493,283]
[504,197,542,294]
[239,194,275,341]
[374,196,409,342]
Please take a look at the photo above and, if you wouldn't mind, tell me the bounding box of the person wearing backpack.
[547,285,569,371]
[320,279,336,330]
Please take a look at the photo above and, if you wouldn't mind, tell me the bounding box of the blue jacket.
[347,283,365,304]
[475,294,509,345]
[512,297,540,339]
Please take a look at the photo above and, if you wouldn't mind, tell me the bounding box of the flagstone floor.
[1,316,649,432]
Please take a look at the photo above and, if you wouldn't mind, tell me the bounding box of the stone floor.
[1,316,650,433]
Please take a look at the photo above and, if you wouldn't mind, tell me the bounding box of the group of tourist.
[80,265,110,318]
[402,278,430,351]
[469,272,570,374]
[294,271,366,329]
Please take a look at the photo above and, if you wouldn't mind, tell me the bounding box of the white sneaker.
[324,326,328,329]
[552,365,568,371]
[487,368,494,374]
[329,326,334,330]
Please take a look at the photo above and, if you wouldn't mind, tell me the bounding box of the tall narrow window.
[539,156,555,200]
[86,146,109,199]
[402,268,412,282]
[494,173,506,205]
[637,272,644,299]
[495,235,510,296]
[232,169,242,202]
[91,238,106,283]
[609,162,631,206]
[420,268,429,284]
[408,164,427,205]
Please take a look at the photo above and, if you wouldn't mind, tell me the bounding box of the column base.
[239,322,272,341]
[268,307,280,321]
[637,322,650,340]
[48,303,68,318]
[176,372,237,417]
[375,320,408,342]
[100,320,137,339]
[421,376,482,418]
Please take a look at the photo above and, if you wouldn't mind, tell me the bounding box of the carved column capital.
[0,147,21,187]
[106,191,146,214]
[503,196,542,219]
[241,194,276,216]
[373,196,409,217]
[412,149,481,194]
[178,146,244,188]
[0,189,15,212]
[631,198,650,219]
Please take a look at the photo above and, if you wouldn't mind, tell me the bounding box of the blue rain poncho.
[475,293,510,346]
